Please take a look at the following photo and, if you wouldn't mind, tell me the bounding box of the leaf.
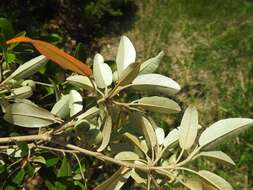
[116,36,136,77]
[6,148,25,158]
[131,74,181,95]
[123,132,148,154]
[163,128,180,148]
[180,177,203,190]
[179,105,198,150]
[77,106,100,121]
[97,114,113,152]
[93,53,113,88]
[6,36,92,76]
[94,167,131,190]
[116,61,142,87]
[131,96,181,114]
[140,51,164,74]
[12,169,25,185]
[198,170,233,190]
[31,156,46,164]
[199,118,253,147]
[115,151,139,161]
[130,169,147,184]
[9,86,33,99]
[4,102,59,128]
[193,151,235,166]
[66,75,94,91]
[74,181,87,190]
[5,52,16,64]
[0,17,14,40]
[155,127,165,145]
[51,95,70,119]
[141,117,157,149]
[4,55,47,82]
[69,90,83,117]
[46,157,59,167]
[57,157,72,177]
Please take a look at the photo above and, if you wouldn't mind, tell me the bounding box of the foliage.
[0,18,252,189]
[0,0,136,42]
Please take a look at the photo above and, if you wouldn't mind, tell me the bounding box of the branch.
[55,142,151,173]
[0,134,51,144]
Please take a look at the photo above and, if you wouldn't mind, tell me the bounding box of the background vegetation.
[0,0,253,189]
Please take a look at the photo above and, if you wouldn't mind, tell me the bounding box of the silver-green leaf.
[51,95,70,119]
[198,170,233,190]
[131,74,181,95]
[193,151,235,166]
[97,114,113,152]
[131,96,181,114]
[199,118,253,147]
[94,167,131,190]
[114,151,139,161]
[179,105,198,150]
[4,55,47,82]
[140,51,164,74]
[4,102,59,128]
[69,90,83,117]
[163,128,179,148]
[66,75,94,91]
[123,132,148,155]
[141,117,157,149]
[9,86,33,99]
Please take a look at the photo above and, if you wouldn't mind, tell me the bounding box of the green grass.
[124,0,253,189]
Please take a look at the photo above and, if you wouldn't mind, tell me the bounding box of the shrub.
[0,25,252,189]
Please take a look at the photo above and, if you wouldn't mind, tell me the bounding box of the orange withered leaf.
[7,36,92,76]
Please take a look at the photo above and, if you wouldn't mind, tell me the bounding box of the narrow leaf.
[114,151,139,161]
[132,96,181,114]
[116,36,136,77]
[155,127,165,145]
[132,74,181,95]
[198,170,233,190]
[97,114,113,152]
[67,75,94,91]
[9,86,33,99]
[94,167,131,190]
[199,118,253,147]
[194,151,235,166]
[4,55,47,82]
[93,53,113,88]
[123,132,148,154]
[4,102,59,128]
[140,51,164,74]
[179,105,198,150]
[141,117,157,148]
[7,36,92,76]
[77,106,100,121]
[130,169,147,184]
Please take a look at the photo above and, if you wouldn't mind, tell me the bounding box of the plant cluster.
[0,18,252,190]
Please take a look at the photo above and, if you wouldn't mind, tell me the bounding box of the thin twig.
[0,133,51,144]
[73,153,86,184]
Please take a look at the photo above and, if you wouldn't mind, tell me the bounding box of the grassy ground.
[101,0,253,189]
